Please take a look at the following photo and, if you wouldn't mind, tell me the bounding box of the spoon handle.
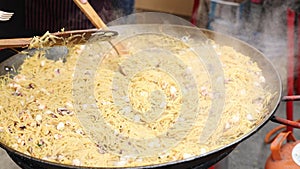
[0,29,98,48]
[0,38,32,48]
[72,0,107,29]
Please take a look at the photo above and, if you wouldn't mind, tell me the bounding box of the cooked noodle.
[0,32,274,167]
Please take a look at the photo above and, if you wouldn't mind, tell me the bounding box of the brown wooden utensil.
[0,29,98,49]
[0,0,106,49]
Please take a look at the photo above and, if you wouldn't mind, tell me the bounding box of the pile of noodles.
[0,32,274,167]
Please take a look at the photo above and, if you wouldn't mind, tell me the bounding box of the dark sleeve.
[0,0,134,38]
[24,0,106,36]
[0,0,26,38]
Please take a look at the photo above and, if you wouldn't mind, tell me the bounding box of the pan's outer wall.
[0,28,282,169]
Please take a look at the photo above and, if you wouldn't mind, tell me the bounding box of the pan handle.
[270,116,300,129]
[274,95,300,129]
[282,95,300,101]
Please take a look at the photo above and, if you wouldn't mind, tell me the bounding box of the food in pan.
[0,32,274,167]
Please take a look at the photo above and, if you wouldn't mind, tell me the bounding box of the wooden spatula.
[0,1,113,49]
[0,0,105,49]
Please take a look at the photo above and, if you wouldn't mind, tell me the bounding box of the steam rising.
[207,1,288,90]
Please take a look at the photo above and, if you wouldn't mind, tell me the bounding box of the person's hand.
[80,0,88,4]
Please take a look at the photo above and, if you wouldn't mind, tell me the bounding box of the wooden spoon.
[0,1,117,50]
[0,0,105,49]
